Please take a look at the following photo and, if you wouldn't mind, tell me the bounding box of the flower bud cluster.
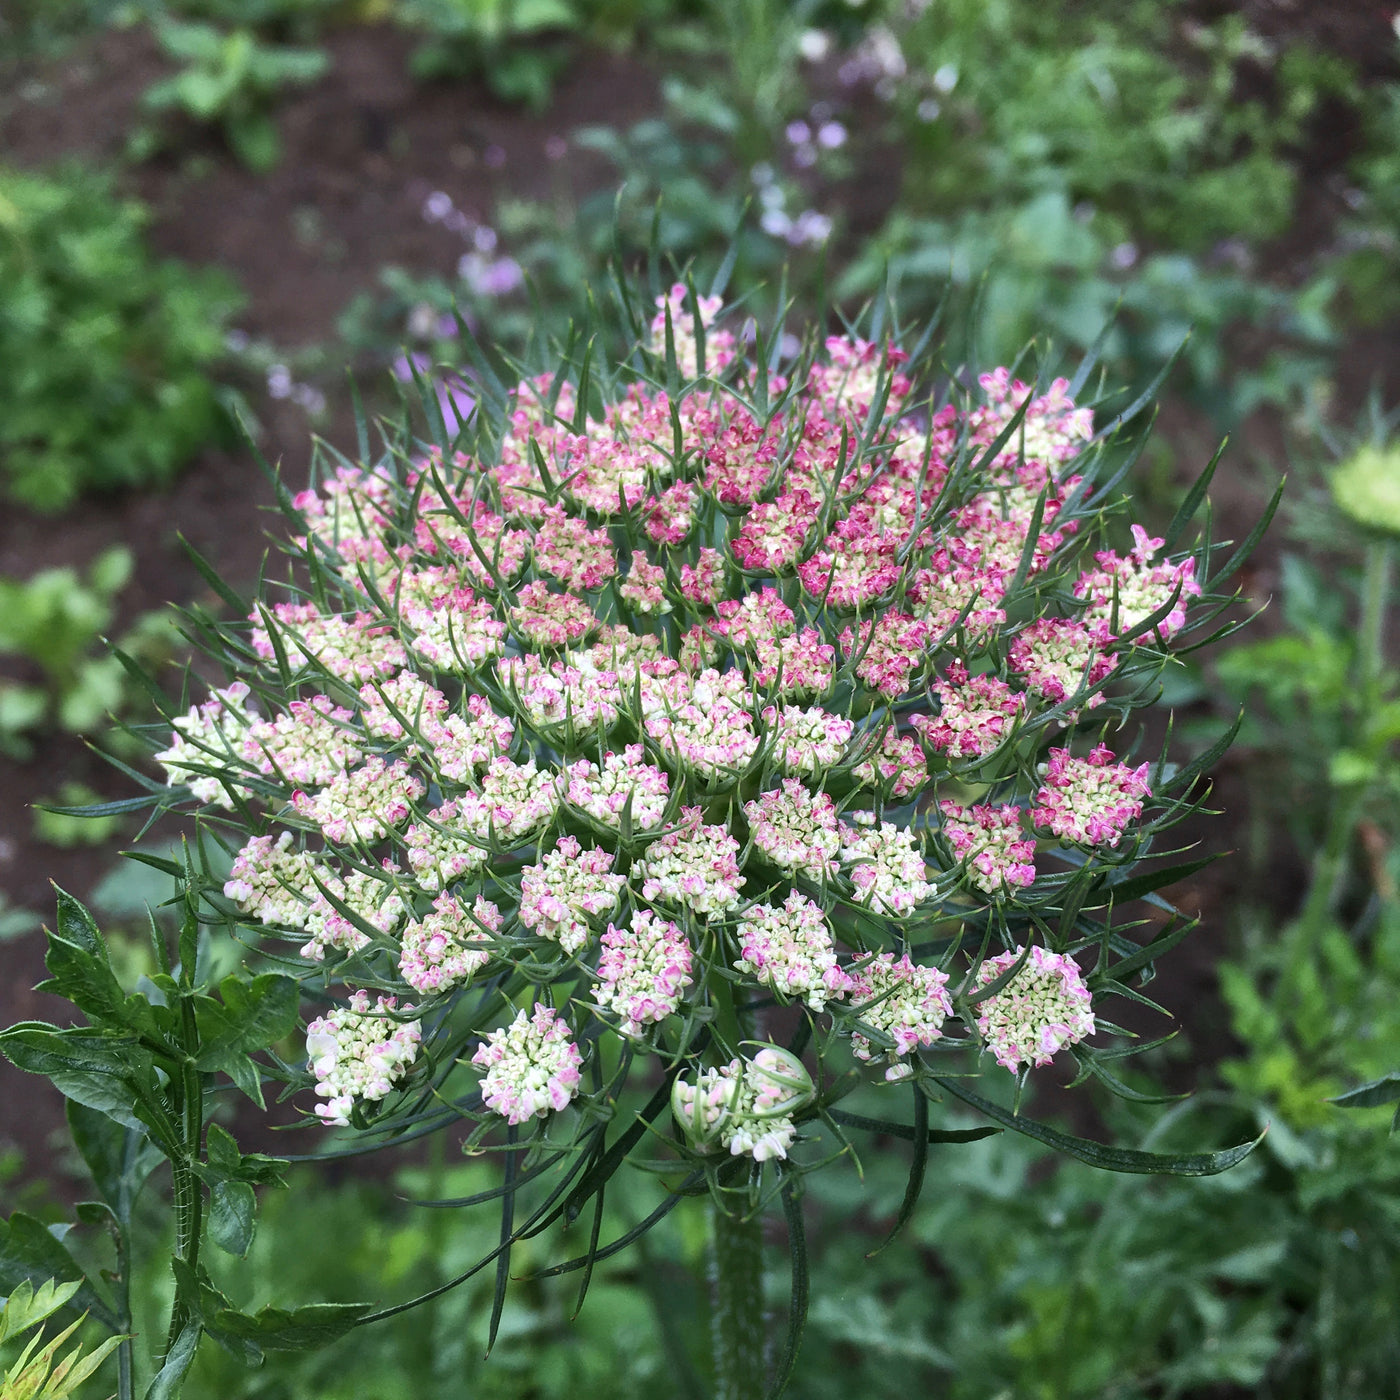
[1034,745,1152,847]
[595,909,694,1036]
[845,953,954,1080]
[974,945,1096,1071]
[306,991,421,1126]
[519,837,626,953]
[671,1045,816,1161]
[471,1004,583,1125]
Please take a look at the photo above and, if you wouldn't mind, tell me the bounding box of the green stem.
[165,1053,205,1353]
[1358,540,1393,703]
[710,1196,766,1400]
[1287,541,1392,959]
[116,1225,133,1400]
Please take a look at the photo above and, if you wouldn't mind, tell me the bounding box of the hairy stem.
[165,1038,206,1354]
[710,1197,766,1400]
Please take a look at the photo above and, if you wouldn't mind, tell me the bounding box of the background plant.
[134,16,331,170]
[0,547,178,761]
[0,162,240,512]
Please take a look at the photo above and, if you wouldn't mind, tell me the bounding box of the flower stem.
[1358,539,1392,703]
[710,1196,766,1400]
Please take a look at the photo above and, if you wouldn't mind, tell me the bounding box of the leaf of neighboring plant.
[209,1180,257,1257]
[203,1122,286,1187]
[194,973,299,1103]
[0,682,47,742]
[66,1101,162,1225]
[514,0,577,30]
[25,1327,127,1399]
[0,1278,82,1342]
[932,1077,1264,1176]
[0,1023,181,1150]
[0,1212,118,1331]
[56,655,125,732]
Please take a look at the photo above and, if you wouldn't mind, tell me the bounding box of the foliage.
[1213,416,1400,1128]
[0,163,240,512]
[397,0,581,108]
[136,17,331,170]
[0,1278,126,1400]
[0,547,178,760]
[336,0,1347,426]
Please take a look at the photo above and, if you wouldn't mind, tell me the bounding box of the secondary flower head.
[734,892,850,1011]
[595,909,694,1037]
[398,893,501,994]
[842,952,953,1080]
[1034,744,1152,847]
[974,945,1096,1071]
[306,991,421,1127]
[471,1004,584,1125]
[940,802,1037,895]
[635,807,745,917]
[519,836,626,954]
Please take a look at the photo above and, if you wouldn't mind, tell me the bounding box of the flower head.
[471,1005,583,1124]
[975,945,1095,1071]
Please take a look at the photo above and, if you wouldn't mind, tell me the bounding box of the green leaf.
[209,1180,257,1257]
[0,1278,83,1343]
[66,1101,162,1225]
[203,1122,286,1186]
[194,973,299,1076]
[0,1023,181,1149]
[867,1085,929,1257]
[1095,855,1218,908]
[143,1321,201,1400]
[53,887,102,955]
[931,1077,1264,1175]
[203,1301,373,1351]
[767,1176,808,1400]
[1329,1071,1400,1109]
[0,1212,119,1331]
[226,111,282,173]
[824,1108,1001,1147]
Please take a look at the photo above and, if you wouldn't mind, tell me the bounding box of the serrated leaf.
[194,973,299,1075]
[204,1300,373,1351]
